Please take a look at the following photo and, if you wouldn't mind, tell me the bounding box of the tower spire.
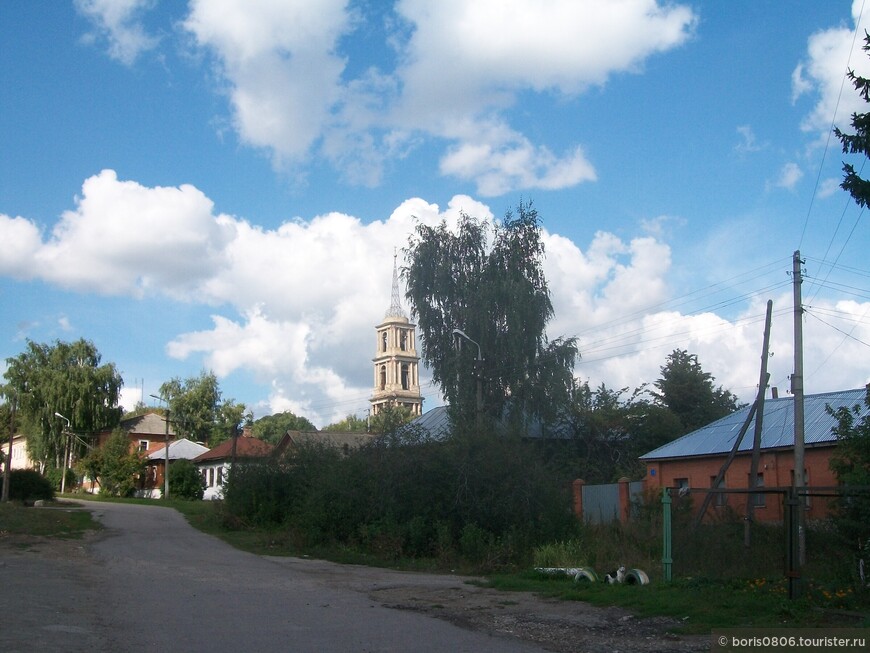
[385,248,406,318]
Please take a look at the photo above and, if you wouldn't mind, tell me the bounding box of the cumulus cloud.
[75,0,159,65]
[25,170,234,298]
[177,0,695,195]
[8,171,866,425]
[793,0,870,133]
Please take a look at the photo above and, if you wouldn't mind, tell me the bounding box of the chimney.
[771,386,779,399]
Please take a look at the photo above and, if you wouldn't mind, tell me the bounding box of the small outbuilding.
[193,433,274,500]
[641,387,869,521]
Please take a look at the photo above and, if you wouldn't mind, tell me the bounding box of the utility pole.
[745,300,773,546]
[792,250,806,566]
[150,394,171,500]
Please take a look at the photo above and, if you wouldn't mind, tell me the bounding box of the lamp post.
[54,412,71,494]
[452,328,484,427]
[150,394,171,500]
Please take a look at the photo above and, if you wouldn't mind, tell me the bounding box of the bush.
[168,459,205,500]
[9,469,54,502]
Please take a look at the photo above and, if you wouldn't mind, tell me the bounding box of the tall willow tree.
[404,201,577,430]
[3,339,123,469]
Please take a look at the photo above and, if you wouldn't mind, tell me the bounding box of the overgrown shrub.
[168,459,205,500]
[223,427,578,567]
[9,469,54,502]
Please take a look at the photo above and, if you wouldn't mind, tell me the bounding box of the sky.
[1,0,868,429]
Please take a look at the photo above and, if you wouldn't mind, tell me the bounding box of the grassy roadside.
[483,571,870,634]
[168,499,870,632]
[0,500,101,539]
[8,496,868,633]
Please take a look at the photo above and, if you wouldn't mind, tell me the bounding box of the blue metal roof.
[406,405,452,440]
[640,388,869,461]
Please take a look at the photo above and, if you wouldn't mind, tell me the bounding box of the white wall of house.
[197,460,230,500]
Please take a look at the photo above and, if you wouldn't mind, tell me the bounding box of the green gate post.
[662,488,672,582]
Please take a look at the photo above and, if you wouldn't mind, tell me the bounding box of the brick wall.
[643,446,837,521]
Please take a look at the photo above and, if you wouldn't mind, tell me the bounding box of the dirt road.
[0,501,709,652]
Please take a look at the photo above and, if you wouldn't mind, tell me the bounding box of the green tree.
[158,371,246,446]
[3,339,123,470]
[322,414,368,432]
[827,385,870,543]
[652,349,741,435]
[404,201,577,429]
[369,405,414,436]
[834,32,870,207]
[78,428,145,497]
[168,459,204,500]
[252,410,316,444]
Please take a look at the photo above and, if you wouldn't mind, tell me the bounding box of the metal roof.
[640,388,869,461]
[406,405,452,440]
[146,438,210,461]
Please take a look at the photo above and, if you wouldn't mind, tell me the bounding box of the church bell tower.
[370,253,423,417]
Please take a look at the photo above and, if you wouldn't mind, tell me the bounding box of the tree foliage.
[168,458,205,500]
[3,339,122,469]
[252,410,317,444]
[322,414,367,432]
[158,371,246,446]
[546,381,682,484]
[827,385,870,542]
[652,349,741,435]
[77,428,145,497]
[404,201,577,429]
[834,32,870,208]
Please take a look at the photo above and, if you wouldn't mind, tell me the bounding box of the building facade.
[370,254,423,417]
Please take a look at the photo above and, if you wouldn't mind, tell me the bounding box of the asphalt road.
[1,501,548,653]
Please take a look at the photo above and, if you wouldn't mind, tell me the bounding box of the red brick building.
[641,388,869,521]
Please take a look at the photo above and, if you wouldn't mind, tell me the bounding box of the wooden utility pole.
[745,300,773,546]
[792,250,806,565]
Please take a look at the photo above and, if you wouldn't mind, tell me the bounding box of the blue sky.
[1,1,868,428]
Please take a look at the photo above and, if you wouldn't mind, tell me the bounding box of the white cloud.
[439,123,597,196]
[734,125,764,154]
[178,0,695,195]
[793,1,870,133]
[11,172,866,426]
[773,162,804,190]
[74,0,159,65]
[30,170,233,298]
[0,214,43,277]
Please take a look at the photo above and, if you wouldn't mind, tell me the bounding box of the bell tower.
[370,252,423,417]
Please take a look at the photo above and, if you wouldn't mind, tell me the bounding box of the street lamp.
[54,412,72,494]
[452,329,484,426]
[149,394,171,500]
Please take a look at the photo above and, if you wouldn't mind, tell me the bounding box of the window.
[400,331,408,351]
[381,331,388,351]
[138,440,149,453]
[401,363,409,390]
[217,467,224,485]
[379,364,386,390]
